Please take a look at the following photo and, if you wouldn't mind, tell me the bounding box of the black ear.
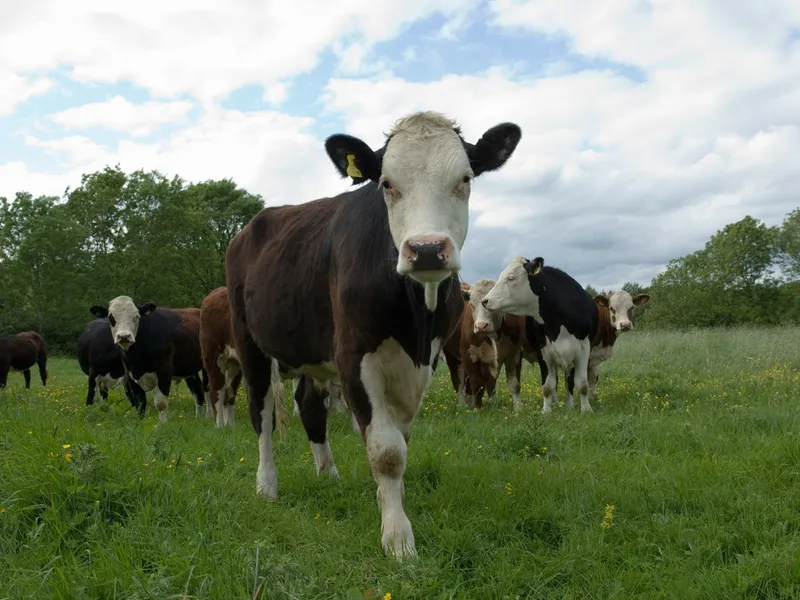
[90,305,108,319]
[324,134,383,185]
[466,122,522,177]
[138,302,156,316]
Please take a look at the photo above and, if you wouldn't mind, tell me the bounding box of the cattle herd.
[0,111,652,560]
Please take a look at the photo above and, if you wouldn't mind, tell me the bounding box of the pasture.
[1,327,799,600]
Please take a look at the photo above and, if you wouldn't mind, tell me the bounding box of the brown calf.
[0,331,48,389]
[440,279,528,411]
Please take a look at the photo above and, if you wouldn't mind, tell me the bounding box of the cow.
[200,285,288,429]
[77,315,139,408]
[0,331,48,389]
[482,256,598,415]
[457,279,527,410]
[225,110,521,560]
[89,297,208,423]
[576,290,652,400]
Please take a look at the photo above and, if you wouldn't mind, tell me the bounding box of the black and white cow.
[89,297,208,422]
[77,314,138,408]
[482,256,598,414]
[225,110,521,559]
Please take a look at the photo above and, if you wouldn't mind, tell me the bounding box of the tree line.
[0,166,263,354]
[1,165,798,354]
[587,212,800,329]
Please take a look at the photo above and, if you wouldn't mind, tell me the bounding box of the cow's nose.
[402,236,452,271]
[474,321,488,332]
[117,333,133,343]
[619,322,632,330]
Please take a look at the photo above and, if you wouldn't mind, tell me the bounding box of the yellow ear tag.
[533,266,541,275]
[345,154,362,178]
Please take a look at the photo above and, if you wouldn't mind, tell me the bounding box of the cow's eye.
[462,174,471,184]
[108,315,116,326]
[382,180,392,190]
[507,275,516,282]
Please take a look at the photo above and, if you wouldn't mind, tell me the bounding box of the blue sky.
[1,0,798,288]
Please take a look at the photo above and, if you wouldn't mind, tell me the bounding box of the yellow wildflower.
[384,594,392,600]
[314,513,320,520]
[61,444,70,449]
[601,504,615,529]
[65,453,72,462]
[240,457,245,462]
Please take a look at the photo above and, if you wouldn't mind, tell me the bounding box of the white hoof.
[381,514,417,560]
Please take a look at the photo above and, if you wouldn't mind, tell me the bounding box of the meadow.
[1,327,799,600]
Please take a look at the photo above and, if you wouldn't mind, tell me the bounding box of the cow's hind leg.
[23,369,31,389]
[574,342,593,414]
[185,374,205,419]
[231,327,279,499]
[565,368,575,410]
[86,371,98,405]
[539,357,559,415]
[224,370,242,428]
[296,375,339,478]
[505,351,523,413]
[37,352,47,386]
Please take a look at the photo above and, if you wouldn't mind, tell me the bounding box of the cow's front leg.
[539,357,557,414]
[345,339,432,561]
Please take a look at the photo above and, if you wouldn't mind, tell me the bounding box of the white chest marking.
[542,326,587,371]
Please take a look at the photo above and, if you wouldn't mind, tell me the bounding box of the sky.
[1,1,798,290]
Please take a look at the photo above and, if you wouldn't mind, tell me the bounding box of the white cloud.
[0,68,52,116]
[49,96,194,136]
[12,107,348,209]
[0,0,480,103]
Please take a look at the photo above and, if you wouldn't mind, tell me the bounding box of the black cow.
[89,297,208,422]
[77,315,139,408]
[483,256,599,414]
[225,110,521,560]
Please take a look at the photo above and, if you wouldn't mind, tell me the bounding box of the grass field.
[1,327,799,600]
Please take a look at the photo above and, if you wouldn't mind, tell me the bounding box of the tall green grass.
[1,327,799,599]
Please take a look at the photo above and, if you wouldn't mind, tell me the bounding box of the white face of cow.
[324,111,522,311]
[467,279,503,335]
[482,257,542,322]
[595,291,650,331]
[379,121,471,284]
[89,296,156,350]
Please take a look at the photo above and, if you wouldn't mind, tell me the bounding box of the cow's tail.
[271,358,288,438]
[37,348,48,387]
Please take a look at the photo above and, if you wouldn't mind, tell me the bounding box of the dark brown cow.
[89,297,208,422]
[225,110,521,560]
[200,286,287,430]
[0,331,48,389]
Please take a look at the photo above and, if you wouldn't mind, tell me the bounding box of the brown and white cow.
[89,298,208,423]
[225,110,521,560]
[0,331,48,389]
[587,290,650,396]
[440,280,527,411]
[200,286,287,429]
[551,289,651,407]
